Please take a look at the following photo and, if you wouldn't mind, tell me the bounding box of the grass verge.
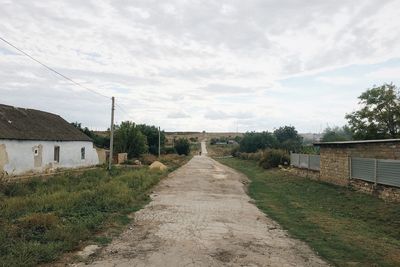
[0,155,190,267]
[216,157,400,267]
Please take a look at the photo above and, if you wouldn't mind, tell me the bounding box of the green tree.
[321,126,352,142]
[114,121,148,158]
[346,83,400,139]
[137,124,166,155]
[71,122,110,149]
[174,138,190,155]
[239,132,278,153]
[273,126,303,152]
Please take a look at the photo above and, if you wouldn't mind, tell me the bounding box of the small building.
[314,139,400,185]
[0,104,100,176]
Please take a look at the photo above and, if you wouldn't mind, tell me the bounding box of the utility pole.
[158,126,161,158]
[108,96,115,170]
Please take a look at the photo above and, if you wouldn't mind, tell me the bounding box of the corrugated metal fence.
[351,157,400,187]
[290,153,320,171]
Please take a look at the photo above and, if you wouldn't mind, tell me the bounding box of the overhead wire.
[0,36,110,100]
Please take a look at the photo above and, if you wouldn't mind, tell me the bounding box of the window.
[81,147,85,160]
[34,148,39,156]
[54,146,60,163]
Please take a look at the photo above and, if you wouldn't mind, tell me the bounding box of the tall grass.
[0,167,167,266]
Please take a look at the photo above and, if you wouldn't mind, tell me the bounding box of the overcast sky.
[1,0,400,133]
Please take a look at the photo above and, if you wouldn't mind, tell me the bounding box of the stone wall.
[350,179,400,202]
[319,141,400,186]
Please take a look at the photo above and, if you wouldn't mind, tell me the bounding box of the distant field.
[165,132,243,145]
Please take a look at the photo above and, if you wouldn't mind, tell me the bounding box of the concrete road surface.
[75,145,327,266]
[201,140,208,155]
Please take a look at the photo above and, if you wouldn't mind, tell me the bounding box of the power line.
[0,36,110,99]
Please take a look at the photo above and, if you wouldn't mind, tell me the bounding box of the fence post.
[348,157,352,180]
[374,159,378,186]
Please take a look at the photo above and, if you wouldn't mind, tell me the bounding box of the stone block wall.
[319,141,400,186]
[350,179,400,202]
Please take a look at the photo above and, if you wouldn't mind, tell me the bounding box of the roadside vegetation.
[217,158,400,267]
[0,155,190,266]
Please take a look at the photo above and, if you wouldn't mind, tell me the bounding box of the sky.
[1,0,400,133]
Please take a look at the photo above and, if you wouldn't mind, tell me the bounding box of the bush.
[163,146,176,154]
[239,132,278,153]
[174,138,191,155]
[235,151,263,161]
[258,149,290,169]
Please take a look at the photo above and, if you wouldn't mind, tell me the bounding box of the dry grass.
[0,156,190,266]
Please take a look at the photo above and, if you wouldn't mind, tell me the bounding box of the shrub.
[163,146,176,154]
[258,149,290,169]
[239,132,278,153]
[174,138,190,155]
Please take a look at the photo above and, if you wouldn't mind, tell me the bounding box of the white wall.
[0,140,99,175]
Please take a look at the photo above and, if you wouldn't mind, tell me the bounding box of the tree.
[174,138,190,155]
[114,121,148,158]
[273,126,303,152]
[239,132,278,153]
[321,126,352,142]
[71,122,110,149]
[137,124,166,155]
[346,83,400,140]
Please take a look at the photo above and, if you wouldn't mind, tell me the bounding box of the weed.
[0,160,187,266]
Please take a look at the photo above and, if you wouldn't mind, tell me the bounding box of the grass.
[217,157,400,267]
[207,144,237,157]
[0,156,189,267]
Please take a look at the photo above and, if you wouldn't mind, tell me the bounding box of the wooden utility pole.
[158,126,161,158]
[108,96,115,170]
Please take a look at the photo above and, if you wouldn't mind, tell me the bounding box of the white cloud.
[0,0,400,132]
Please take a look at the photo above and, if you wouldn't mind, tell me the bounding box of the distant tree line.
[72,121,190,158]
[239,126,302,153]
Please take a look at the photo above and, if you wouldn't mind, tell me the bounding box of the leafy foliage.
[239,126,303,153]
[258,149,290,169]
[114,121,148,158]
[239,131,278,153]
[273,126,303,152]
[137,124,166,155]
[321,126,352,142]
[346,83,400,139]
[71,122,110,149]
[174,138,191,155]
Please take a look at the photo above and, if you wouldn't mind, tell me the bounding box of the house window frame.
[34,147,39,156]
[81,147,85,160]
[54,146,60,163]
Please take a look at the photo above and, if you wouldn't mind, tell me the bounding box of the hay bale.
[149,161,167,171]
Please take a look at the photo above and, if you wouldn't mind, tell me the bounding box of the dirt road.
[78,144,327,266]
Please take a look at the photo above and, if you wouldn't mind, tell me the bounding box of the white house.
[0,104,100,176]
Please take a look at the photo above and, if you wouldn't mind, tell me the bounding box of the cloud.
[1,0,400,132]
[167,111,191,119]
[204,110,254,120]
